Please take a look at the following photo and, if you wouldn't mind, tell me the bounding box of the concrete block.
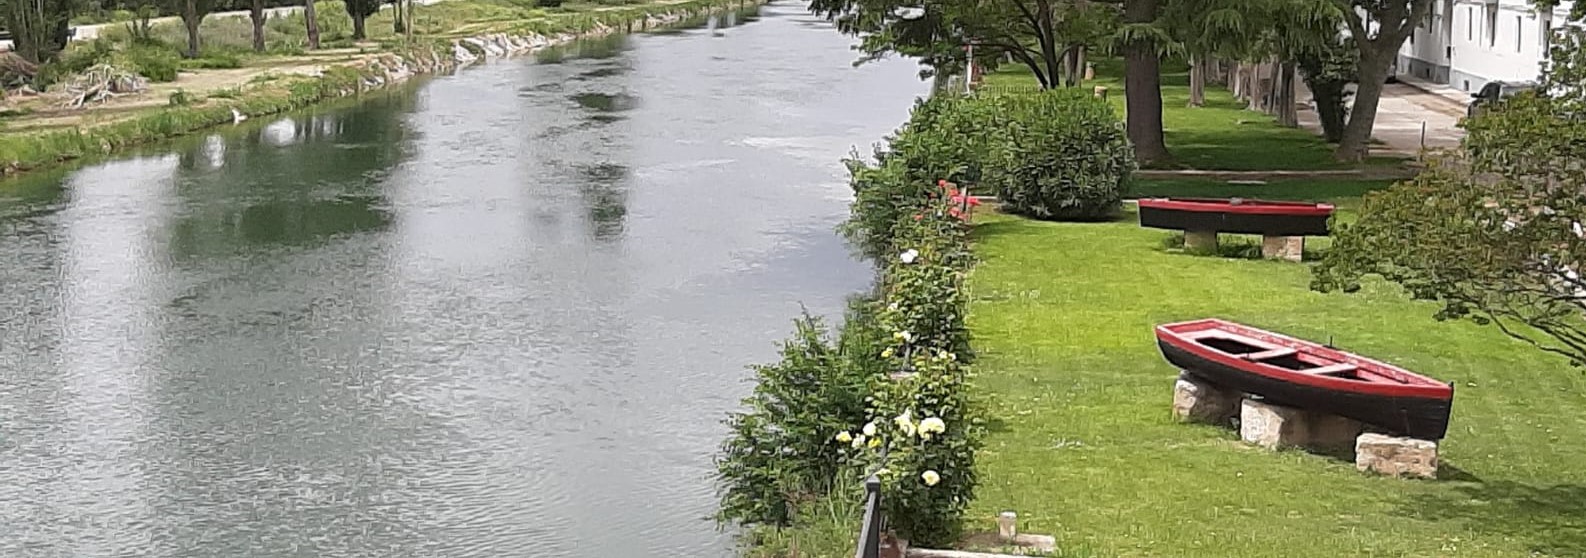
[1172,373,1240,425]
[1356,433,1439,479]
[1184,230,1218,253]
[1240,398,1363,454]
[1261,235,1306,262]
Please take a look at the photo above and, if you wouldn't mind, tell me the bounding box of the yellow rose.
[835,431,853,444]
[867,437,881,449]
[921,470,941,487]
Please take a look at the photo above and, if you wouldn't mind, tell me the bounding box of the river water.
[0,6,927,556]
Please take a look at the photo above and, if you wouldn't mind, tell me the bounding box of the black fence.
[855,474,883,558]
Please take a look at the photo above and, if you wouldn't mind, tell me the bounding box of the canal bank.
[0,0,758,179]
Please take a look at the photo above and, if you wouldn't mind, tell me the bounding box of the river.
[0,5,928,557]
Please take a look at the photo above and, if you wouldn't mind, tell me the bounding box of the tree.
[250,0,266,52]
[172,0,216,58]
[1314,22,1586,365]
[1329,0,1434,161]
[808,0,1119,89]
[303,0,319,49]
[1119,0,1170,163]
[1,0,76,63]
[345,0,378,40]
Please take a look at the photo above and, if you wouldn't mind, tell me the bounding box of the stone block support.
[1355,433,1439,479]
[1172,373,1240,425]
[1261,235,1305,262]
[1240,398,1363,454]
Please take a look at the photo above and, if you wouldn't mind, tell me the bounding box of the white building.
[1398,0,1573,92]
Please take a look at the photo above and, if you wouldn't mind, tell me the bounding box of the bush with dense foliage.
[986,90,1134,221]
[721,95,993,550]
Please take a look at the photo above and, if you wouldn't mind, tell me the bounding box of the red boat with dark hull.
[1138,198,1334,236]
[1156,319,1454,440]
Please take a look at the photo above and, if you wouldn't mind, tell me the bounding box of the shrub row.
[718,97,993,549]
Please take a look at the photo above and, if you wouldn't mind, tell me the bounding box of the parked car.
[1468,81,1537,118]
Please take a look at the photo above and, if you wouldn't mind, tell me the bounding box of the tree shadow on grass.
[1400,479,1586,556]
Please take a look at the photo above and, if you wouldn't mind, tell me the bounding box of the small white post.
[997,511,1017,541]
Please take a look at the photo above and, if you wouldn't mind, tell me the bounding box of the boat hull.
[1159,340,1453,440]
[1138,205,1330,236]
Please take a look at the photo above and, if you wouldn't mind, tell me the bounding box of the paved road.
[1297,81,1467,157]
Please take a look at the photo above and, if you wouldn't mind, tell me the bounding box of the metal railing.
[854,474,883,558]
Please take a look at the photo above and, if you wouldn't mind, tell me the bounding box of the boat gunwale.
[1156,318,1453,399]
[1138,197,1336,217]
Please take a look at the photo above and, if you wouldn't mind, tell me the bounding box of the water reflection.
[166,94,413,258]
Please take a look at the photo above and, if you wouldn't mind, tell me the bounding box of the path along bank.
[0,0,756,179]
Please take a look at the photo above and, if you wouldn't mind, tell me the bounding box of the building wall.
[1399,0,1455,83]
[1443,0,1570,92]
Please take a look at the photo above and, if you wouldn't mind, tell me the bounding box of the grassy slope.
[979,60,1401,171]
[965,207,1586,557]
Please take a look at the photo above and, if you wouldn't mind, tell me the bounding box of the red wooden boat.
[1138,198,1335,236]
[1156,319,1453,439]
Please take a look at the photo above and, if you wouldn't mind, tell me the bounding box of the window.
[1485,5,1498,48]
[1467,7,1475,41]
[1517,16,1524,52]
[1543,17,1553,50]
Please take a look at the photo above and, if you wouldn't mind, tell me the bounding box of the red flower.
[913,213,924,221]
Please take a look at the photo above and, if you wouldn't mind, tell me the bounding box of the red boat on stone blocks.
[1156,319,1454,440]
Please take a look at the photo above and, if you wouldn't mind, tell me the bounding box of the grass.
[965,206,1586,557]
[979,59,1405,172]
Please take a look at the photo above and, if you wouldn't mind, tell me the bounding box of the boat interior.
[1182,330,1379,382]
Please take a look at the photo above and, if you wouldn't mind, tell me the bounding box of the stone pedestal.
[1184,230,1218,253]
[1355,433,1439,479]
[1172,373,1240,425]
[1240,399,1363,454]
[1261,235,1305,262]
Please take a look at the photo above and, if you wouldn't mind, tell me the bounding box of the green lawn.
[979,60,1405,172]
[965,207,1586,557]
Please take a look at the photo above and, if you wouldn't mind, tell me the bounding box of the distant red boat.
[1138,198,1334,236]
[1156,319,1453,440]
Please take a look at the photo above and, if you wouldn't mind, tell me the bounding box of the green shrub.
[119,45,181,82]
[987,90,1135,221]
[841,96,1003,260]
[167,89,196,106]
[180,52,244,69]
[716,303,879,527]
[208,87,242,99]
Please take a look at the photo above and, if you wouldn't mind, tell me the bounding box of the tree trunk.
[1077,46,1088,80]
[250,0,266,52]
[304,0,320,50]
[1277,61,1298,127]
[1188,55,1205,107]
[1335,49,1394,162]
[1263,61,1279,114]
[1231,62,1246,99]
[393,0,405,33]
[1063,46,1080,87]
[182,1,202,59]
[1123,0,1169,165]
[352,13,366,40]
[1246,63,1266,111]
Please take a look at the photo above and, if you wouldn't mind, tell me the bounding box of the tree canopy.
[1314,21,1586,365]
[808,0,1119,89]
